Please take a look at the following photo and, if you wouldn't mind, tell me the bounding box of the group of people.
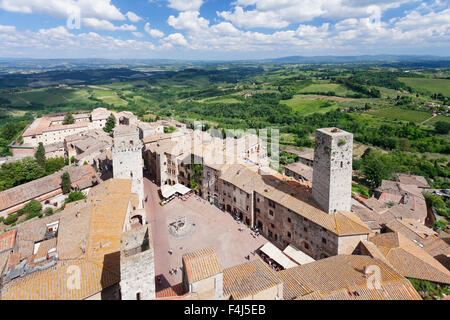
[259,252,282,272]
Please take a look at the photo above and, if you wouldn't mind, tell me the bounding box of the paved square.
[144,178,267,291]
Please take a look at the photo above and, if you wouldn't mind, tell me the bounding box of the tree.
[64,191,87,205]
[434,121,450,135]
[63,113,75,125]
[61,172,72,194]
[103,113,116,133]
[360,151,393,188]
[18,200,43,220]
[35,142,46,168]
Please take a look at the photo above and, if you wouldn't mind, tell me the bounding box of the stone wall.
[312,128,353,214]
[120,226,156,300]
[254,191,339,259]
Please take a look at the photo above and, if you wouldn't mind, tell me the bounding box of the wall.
[254,191,339,259]
[312,129,353,214]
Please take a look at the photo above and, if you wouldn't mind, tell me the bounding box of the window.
[136,292,141,300]
[288,217,291,223]
[269,210,274,217]
[268,200,276,208]
[322,238,327,244]
[304,242,309,250]
[271,223,275,229]
[287,232,291,238]
[233,197,236,203]
[304,227,308,232]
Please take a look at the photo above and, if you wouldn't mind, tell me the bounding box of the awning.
[259,242,298,269]
[161,184,191,199]
[283,244,315,265]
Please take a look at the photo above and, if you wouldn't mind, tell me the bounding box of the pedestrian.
[169,249,173,255]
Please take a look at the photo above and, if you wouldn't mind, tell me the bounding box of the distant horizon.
[0,1,449,60]
[1,54,450,63]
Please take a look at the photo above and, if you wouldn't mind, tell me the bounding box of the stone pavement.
[143,177,267,292]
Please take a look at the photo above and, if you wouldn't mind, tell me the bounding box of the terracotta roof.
[155,283,186,299]
[284,162,313,181]
[223,258,282,300]
[0,165,96,212]
[255,176,370,236]
[220,164,263,194]
[1,259,117,300]
[369,232,450,284]
[34,238,57,261]
[1,179,133,300]
[397,174,430,188]
[279,255,421,300]
[0,229,17,253]
[183,248,222,284]
[0,250,10,275]
[383,219,450,265]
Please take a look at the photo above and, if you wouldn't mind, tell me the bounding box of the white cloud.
[0,24,16,32]
[218,0,415,29]
[0,25,156,56]
[167,0,203,11]
[132,31,144,38]
[126,11,143,22]
[144,22,165,38]
[162,33,188,47]
[82,18,136,31]
[0,0,125,20]
[168,11,209,32]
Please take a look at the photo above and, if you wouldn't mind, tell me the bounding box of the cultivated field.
[399,78,450,96]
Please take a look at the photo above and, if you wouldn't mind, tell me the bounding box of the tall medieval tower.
[312,128,353,214]
[112,125,144,209]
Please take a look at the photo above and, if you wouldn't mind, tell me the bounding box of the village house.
[284,162,313,182]
[0,179,149,300]
[0,165,98,219]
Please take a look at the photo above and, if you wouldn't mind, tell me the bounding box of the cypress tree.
[61,172,72,194]
[35,142,46,168]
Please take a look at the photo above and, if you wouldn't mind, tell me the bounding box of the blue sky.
[0,0,449,60]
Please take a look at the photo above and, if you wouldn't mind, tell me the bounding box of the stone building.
[218,164,261,226]
[284,162,313,182]
[253,176,370,260]
[182,248,224,300]
[120,225,156,300]
[312,128,353,214]
[112,126,145,210]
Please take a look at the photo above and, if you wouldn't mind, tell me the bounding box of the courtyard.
[143,177,268,292]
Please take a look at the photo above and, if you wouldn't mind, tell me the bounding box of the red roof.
[0,229,17,253]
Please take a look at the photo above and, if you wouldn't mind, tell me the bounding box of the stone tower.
[120,225,156,300]
[112,125,144,209]
[312,128,353,214]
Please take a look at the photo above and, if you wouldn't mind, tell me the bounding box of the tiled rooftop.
[223,258,282,300]
[183,248,222,284]
[0,165,96,212]
[1,179,133,300]
[369,232,450,285]
[0,229,16,253]
[279,255,421,300]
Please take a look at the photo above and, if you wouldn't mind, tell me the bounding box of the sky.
[0,0,449,60]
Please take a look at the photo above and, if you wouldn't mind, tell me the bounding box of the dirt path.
[421,114,437,125]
